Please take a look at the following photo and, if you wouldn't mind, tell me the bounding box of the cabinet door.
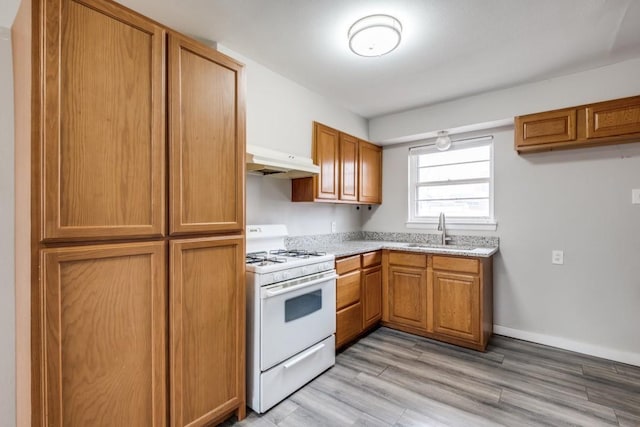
[339,133,358,201]
[388,265,428,330]
[170,236,245,427]
[586,96,640,139]
[43,0,166,241]
[169,34,245,235]
[358,140,382,204]
[433,271,480,343]
[42,242,166,426]
[362,265,382,329]
[313,122,339,200]
[515,108,577,148]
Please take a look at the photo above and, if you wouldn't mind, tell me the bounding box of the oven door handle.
[263,273,337,299]
[283,342,326,369]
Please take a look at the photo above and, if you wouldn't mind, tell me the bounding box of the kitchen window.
[407,136,496,231]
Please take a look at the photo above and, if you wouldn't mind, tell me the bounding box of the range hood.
[246,144,320,179]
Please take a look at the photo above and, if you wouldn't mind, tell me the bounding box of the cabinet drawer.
[336,302,363,348]
[336,255,360,275]
[361,251,381,267]
[389,252,427,268]
[432,256,478,274]
[337,270,361,310]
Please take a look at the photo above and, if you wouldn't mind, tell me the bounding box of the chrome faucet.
[437,212,452,246]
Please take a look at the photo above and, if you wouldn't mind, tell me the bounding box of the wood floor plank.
[310,369,406,424]
[500,389,619,426]
[615,362,640,379]
[615,409,640,427]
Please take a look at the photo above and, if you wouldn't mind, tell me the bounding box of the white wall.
[0,30,16,427]
[370,57,640,143]
[363,127,640,364]
[218,45,368,156]
[247,174,362,235]
[217,45,367,234]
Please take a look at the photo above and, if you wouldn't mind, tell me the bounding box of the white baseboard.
[493,325,640,367]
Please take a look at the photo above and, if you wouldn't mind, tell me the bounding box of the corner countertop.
[297,240,498,259]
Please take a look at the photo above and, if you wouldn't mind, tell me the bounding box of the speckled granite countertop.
[291,240,498,258]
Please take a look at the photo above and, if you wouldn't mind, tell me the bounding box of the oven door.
[260,270,337,371]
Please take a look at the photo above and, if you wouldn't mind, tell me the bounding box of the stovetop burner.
[269,249,327,259]
[246,251,288,266]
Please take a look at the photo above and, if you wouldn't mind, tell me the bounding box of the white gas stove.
[245,225,337,413]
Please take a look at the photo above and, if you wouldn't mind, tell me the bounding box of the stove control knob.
[301,267,308,275]
[283,271,291,280]
[273,272,283,282]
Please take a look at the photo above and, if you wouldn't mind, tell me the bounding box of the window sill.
[406,220,497,232]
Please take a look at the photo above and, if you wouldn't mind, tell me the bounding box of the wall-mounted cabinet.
[292,122,382,204]
[515,95,640,153]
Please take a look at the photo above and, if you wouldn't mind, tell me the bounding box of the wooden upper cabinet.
[515,108,577,148]
[292,122,382,204]
[42,242,167,426]
[314,122,340,200]
[515,95,640,153]
[358,140,382,204]
[586,96,640,139]
[170,236,245,427]
[339,133,358,201]
[42,0,166,241]
[169,34,246,235]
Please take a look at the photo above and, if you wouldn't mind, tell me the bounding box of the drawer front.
[336,255,360,275]
[432,256,479,274]
[336,302,363,347]
[361,251,382,268]
[260,335,335,413]
[389,251,427,268]
[336,270,361,310]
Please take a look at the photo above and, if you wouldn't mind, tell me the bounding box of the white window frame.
[406,135,497,231]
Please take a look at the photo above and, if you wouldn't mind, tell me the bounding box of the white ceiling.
[6,0,640,119]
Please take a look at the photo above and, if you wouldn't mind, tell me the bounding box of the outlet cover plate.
[552,250,564,265]
[632,189,640,204]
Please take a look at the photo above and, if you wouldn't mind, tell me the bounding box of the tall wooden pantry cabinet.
[13,0,246,425]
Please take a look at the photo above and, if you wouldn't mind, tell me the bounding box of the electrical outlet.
[632,189,640,204]
[552,250,564,265]
[331,221,337,233]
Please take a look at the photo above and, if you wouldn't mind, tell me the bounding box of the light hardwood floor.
[223,327,640,426]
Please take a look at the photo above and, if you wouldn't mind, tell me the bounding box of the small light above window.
[348,14,402,57]
[435,131,452,151]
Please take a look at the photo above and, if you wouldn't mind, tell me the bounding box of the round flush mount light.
[435,131,452,151]
[348,14,402,57]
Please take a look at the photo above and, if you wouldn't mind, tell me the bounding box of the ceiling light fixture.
[435,131,452,151]
[348,14,402,57]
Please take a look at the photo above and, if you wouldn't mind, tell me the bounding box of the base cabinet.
[382,250,493,351]
[170,236,245,427]
[335,251,382,348]
[41,242,167,426]
[387,265,429,331]
[432,271,480,343]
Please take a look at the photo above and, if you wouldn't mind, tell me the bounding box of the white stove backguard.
[246,224,288,254]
